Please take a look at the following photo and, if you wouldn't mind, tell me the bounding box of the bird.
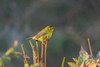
[26,26,54,42]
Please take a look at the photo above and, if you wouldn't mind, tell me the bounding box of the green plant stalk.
[61,57,66,67]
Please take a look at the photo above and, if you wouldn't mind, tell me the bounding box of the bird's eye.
[49,26,52,27]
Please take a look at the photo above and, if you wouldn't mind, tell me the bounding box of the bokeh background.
[0,0,100,67]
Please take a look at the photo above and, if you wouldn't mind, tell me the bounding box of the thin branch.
[88,38,93,59]
[21,45,29,64]
[61,57,66,67]
[44,39,48,67]
[36,40,39,67]
[29,40,37,64]
[41,41,44,67]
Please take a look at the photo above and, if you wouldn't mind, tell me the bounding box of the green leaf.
[24,64,29,67]
[72,58,79,64]
[79,47,89,66]
[68,62,79,67]
[30,63,40,67]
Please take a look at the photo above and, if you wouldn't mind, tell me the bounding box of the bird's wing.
[35,30,47,38]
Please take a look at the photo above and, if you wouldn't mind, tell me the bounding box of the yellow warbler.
[26,26,54,42]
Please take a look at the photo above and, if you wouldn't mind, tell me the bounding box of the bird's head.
[49,26,54,32]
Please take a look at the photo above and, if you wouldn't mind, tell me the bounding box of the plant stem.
[88,38,93,59]
[21,45,29,64]
[36,40,39,67]
[41,41,44,67]
[61,57,66,67]
[29,40,37,64]
[44,39,48,67]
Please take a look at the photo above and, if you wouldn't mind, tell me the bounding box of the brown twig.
[21,45,29,64]
[44,39,48,67]
[29,40,37,64]
[88,38,93,59]
[41,41,44,67]
[36,40,39,67]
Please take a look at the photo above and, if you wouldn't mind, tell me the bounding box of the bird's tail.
[26,37,32,40]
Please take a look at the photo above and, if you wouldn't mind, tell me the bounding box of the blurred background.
[0,0,100,67]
